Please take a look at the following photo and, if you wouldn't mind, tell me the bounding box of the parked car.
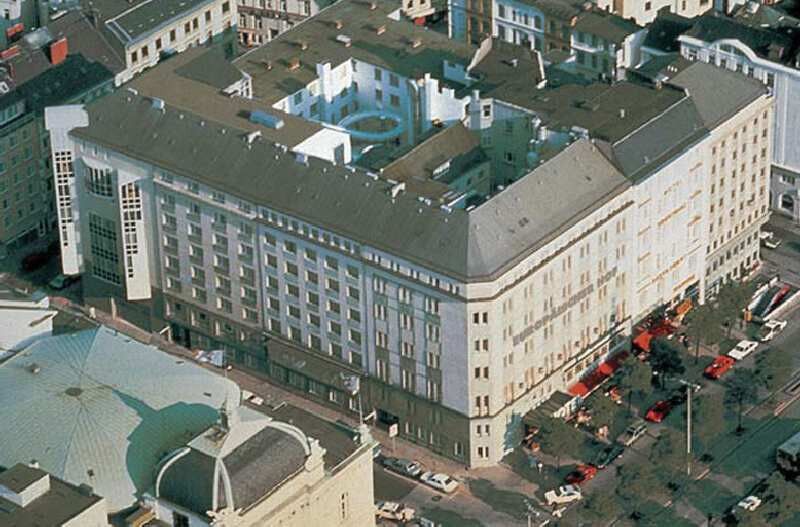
[760,231,781,249]
[645,400,673,423]
[758,320,787,342]
[704,355,736,380]
[376,501,415,522]
[48,274,80,290]
[565,464,598,485]
[736,495,762,512]
[382,457,422,478]
[419,472,459,493]
[594,444,625,469]
[544,485,582,506]
[728,340,759,361]
[620,422,648,446]
[20,251,52,272]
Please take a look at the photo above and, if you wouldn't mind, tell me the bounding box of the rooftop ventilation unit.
[151,97,165,111]
[249,110,284,129]
[336,34,352,47]
[246,130,262,144]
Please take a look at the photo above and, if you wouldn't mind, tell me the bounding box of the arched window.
[781,194,794,211]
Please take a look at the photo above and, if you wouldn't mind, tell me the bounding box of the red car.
[645,400,673,423]
[704,355,735,380]
[565,464,598,485]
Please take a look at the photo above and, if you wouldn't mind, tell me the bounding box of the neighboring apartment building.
[453,0,644,81]
[0,16,116,254]
[0,463,108,527]
[593,0,712,25]
[48,0,239,85]
[678,5,800,222]
[449,0,493,44]
[237,0,335,48]
[46,0,771,467]
[149,402,376,527]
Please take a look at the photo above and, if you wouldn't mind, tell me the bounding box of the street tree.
[589,391,618,431]
[649,338,685,388]
[717,280,757,337]
[754,348,792,392]
[618,358,652,415]
[724,368,760,433]
[536,416,583,469]
[683,303,724,363]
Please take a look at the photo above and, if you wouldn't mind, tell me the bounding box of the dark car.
[564,464,598,485]
[382,457,423,478]
[594,444,625,469]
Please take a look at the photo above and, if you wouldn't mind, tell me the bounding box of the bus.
[777,430,800,477]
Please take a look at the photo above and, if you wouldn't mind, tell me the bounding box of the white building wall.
[679,36,800,221]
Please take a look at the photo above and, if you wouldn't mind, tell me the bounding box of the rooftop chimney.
[48,37,68,65]
[411,37,422,49]
[376,24,386,35]
[369,1,378,10]
[334,19,343,29]
[619,108,626,119]
[288,57,300,71]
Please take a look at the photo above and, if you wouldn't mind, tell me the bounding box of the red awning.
[568,352,629,397]
[633,331,653,352]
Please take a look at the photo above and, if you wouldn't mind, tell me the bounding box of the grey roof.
[573,9,642,45]
[105,0,215,42]
[664,61,768,129]
[267,403,360,472]
[127,48,322,148]
[0,326,240,512]
[0,54,113,115]
[158,415,308,516]
[0,463,46,493]
[380,122,486,198]
[466,38,545,100]
[174,48,244,90]
[684,12,799,66]
[234,0,476,104]
[72,91,631,281]
[0,464,103,527]
[642,11,694,52]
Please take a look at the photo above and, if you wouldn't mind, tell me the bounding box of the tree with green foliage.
[717,280,758,337]
[690,394,726,453]
[582,489,621,523]
[616,462,662,515]
[754,348,792,392]
[589,390,618,431]
[536,416,583,469]
[684,303,724,363]
[618,358,652,415]
[724,368,760,433]
[737,472,800,526]
[649,338,685,389]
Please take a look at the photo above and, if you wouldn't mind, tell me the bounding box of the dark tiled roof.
[0,464,103,527]
[574,9,642,45]
[642,11,694,52]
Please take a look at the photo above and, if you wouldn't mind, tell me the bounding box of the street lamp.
[677,378,702,476]
[523,498,543,527]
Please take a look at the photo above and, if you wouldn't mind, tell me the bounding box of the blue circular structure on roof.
[338,110,404,142]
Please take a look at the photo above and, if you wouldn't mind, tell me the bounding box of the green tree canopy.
[649,338,685,388]
[724,368,760,432]
[684,303,724,363]
[582,488,621,523]
[618,358,653,414]
[717,280,758,336]
[536,416,583,469]
[616,462,662,511]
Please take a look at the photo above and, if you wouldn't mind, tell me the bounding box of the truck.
[777,430,800,478]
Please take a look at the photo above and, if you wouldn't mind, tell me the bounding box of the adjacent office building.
[678,4,800,222]
[46,0,772,466]
[451,0,645,81]
[236,0,335,48]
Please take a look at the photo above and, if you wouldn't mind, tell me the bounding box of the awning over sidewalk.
[567,352,628,397]
[633,330,653,352]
